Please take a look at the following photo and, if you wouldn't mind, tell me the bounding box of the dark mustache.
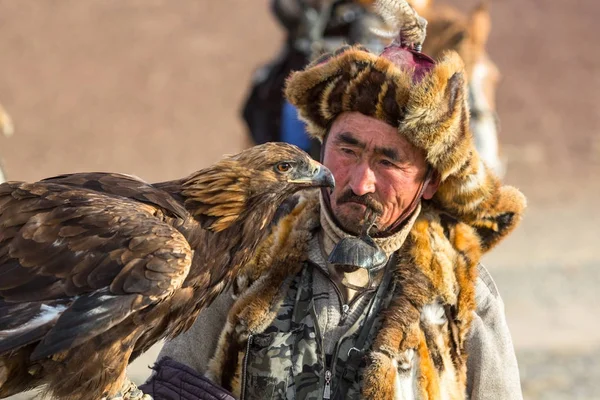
[337,190,384,216]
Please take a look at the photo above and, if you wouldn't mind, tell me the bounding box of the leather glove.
[139,357,235,400]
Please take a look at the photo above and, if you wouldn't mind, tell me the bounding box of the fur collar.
[209,179,525,398]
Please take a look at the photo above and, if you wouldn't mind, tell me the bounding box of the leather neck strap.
[332,253,396,400]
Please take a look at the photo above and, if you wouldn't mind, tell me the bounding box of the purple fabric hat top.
[380,45,436,81]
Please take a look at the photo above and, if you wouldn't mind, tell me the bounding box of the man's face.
[322,112,435,235]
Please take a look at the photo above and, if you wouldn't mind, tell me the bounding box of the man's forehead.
[331,131,403,160]
[329,119,409,150]
[325,114,428,164]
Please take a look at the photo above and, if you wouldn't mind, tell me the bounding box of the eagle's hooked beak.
[289,161,335,189]
[311,164,335,188]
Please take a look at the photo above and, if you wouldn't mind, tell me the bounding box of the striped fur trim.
[362,205,480,399]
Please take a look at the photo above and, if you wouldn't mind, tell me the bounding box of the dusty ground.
[1,1,598,399]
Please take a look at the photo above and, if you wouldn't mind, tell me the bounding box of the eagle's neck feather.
[179,162,255,232]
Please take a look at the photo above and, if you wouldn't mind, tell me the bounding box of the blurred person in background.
[140,1,525,399]
[241,0,384,160]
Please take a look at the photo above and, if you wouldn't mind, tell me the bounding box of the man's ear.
[422,170,441,200]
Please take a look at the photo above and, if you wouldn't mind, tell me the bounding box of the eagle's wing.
[40,172,189,219]
[0,180,192,359]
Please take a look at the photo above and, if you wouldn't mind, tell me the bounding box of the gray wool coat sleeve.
[466,265,524,400]
[154,266,523,399]
[156,288,235,376]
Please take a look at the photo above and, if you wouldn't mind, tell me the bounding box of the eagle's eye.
[275,162,292,173]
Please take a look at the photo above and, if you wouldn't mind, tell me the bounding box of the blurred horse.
[412,0,506,177]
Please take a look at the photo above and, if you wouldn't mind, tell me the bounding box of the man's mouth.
[336,190,384,215]
[344,199,365,205]
[340,201,367,210]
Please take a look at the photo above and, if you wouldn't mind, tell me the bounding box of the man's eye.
[380,159,395,167]
[341,148,356,156]
[276,162,292,172]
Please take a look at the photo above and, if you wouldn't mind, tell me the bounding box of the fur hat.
[284,44,469,181]
[285,0,526,228]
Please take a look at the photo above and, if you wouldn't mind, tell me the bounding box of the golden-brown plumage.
[0,142,334,400]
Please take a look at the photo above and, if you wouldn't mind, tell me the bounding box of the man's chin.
[331,205,364,235]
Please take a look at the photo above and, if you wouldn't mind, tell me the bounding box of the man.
[142,1,525,399]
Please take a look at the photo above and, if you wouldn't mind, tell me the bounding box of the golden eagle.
[0,142,334,399]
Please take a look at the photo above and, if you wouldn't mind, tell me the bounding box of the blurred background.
[1,0,598,399]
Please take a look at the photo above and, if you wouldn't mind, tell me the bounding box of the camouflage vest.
[239,261,394,400]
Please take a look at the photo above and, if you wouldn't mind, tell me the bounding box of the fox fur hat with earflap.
[285,0,525,246]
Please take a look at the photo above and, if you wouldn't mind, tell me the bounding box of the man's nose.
[349,163,376,196]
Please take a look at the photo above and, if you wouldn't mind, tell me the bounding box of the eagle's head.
[182,143,334,232]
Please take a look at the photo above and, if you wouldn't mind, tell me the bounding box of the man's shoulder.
[474,263,504,311]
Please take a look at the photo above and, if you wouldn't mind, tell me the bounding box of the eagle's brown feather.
[0,142,333,399]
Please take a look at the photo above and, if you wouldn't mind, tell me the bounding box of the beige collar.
[319,193,420,257]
